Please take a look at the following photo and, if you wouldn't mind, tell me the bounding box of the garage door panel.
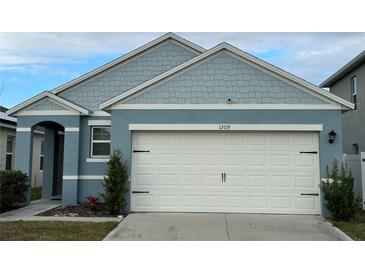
[225,174,248,186]
[295,155,316,169]
[248,175,269,187]
[271,154,292,168]
[135,154,154,166]
[202,195,223,208]
[248,133,267,145]
[134,174,155,186]
[296,196,318,210]
[131,131,320,214]
[156,195,177,207]
[271,175,292,188]
[271,133,291,146]
[295,175,317,188]
[248,154,270,167]
[224,195,247,208]
[248,196,269,209]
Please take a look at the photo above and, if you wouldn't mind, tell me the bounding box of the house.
[0,106,44,188]
[6,33,354,215]
[320,50,365,154]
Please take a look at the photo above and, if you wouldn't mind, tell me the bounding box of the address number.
[218,124,231,130]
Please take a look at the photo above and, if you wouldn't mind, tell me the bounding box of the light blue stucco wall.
[58,41,199,111]
[109,109,343,215]
[126,52,328,105]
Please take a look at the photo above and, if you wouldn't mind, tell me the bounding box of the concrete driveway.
[104,213,351,241]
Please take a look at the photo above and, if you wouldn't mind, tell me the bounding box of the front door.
[53,133,64,196]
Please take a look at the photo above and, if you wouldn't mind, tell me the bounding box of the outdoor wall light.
[227,98,233,104]
[328,130,337,144]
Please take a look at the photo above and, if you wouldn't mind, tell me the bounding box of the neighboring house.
[320,50,365,154]
[7,33,354,216]
[0,106,44,188]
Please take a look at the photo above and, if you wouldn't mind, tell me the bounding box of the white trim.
[16,127,31,132]
[17,110,79,116]
[90,111,111,117]
[0,122,17,129]
[33,130,45,135]
[51,33,205,96]
[129,124,323,131]
[79,175,105,180]
[100,43,354,110]
[113,104,342,110]
[86,158,110,163]
[65,127,79,132]
[63,176,78,180]
[62,175,105,180]
[88,120,111,126]
[6,91,90,116]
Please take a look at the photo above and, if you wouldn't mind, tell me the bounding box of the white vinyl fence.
[343,152,365,210]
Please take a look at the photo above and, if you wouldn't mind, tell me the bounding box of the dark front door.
[53,133,64,196]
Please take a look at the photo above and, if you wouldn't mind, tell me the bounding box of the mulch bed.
[37,203,120,217]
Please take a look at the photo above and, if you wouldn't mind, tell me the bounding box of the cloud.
[0,32,364,84]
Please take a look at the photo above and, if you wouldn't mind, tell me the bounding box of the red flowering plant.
[86,195,100,211]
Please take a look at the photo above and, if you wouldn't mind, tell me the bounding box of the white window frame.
[90,126,111,158]
[5,135,15,170]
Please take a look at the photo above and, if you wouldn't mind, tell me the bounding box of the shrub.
[0,170,29,212]
[100,149,128,215]
[86,195,100,211]
[320,160,360,221]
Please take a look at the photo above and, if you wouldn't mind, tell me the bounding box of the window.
[5,136,15,170]
[91,127,111,157]
[40,140,44,171]
[351,76,357,109]
[353,143,359,154]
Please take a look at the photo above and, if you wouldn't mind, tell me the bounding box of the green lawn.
[333,210,365,241]
[0,221,118,241]
[31,187,42,201]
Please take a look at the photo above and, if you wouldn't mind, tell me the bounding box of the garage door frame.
[129,123,323,214]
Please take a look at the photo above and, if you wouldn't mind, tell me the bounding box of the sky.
[1,32,364,108]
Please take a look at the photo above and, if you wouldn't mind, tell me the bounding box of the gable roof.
[6,91,90,116]
[52,33,206,95]
[320,50,365,88]
[100,42,354,110]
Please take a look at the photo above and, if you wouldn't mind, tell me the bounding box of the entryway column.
[14,127,33,204]
[62,127,80,206]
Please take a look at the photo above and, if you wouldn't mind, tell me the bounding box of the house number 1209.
[218,124,231,130]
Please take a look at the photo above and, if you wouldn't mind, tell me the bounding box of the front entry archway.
[32,121,65,200]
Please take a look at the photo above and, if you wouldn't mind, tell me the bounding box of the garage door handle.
[132,191,150,194]
[133,150,150,153]
[300,151,318,154]
[301,193,319,196]
[224,172,226,183]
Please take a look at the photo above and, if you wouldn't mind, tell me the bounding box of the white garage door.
[131,131,320,214]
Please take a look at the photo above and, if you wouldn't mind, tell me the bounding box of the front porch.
[15,116,81,207]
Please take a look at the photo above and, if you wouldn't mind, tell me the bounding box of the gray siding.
[27,99,68,111]
[329,63,365,153]
[58,41,199,110]
[127,52,328,105]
